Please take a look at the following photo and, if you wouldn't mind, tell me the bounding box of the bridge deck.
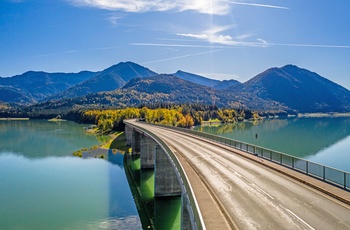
[174,147,235,229]
[129,121,350,230]
[218,143,350,206]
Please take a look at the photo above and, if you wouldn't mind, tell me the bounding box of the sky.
[1,0,350,88]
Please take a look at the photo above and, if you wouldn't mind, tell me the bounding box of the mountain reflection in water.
[194,117,350,172]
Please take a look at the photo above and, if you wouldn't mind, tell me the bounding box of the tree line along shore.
[79,104,262,133]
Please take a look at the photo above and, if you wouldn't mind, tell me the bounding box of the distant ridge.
[213,79,241,90]
[229,65,350,112]
[173,70,240,90]
[48,61,157,100]
[0,71,95,104]
[26,74,285,114]
[1,62,350,114]
[173,70,220,87]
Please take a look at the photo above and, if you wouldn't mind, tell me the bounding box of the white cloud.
[270,43,350,49]
[131,41,350,50]
[66,0,231,15]
[129,42,227,49]
[176,25,268,47]
[229,1,289,10]
[65,0,290,15]
[204,25,235,35]
[141,49,223,64]
[106,13,122,26]
[178,33,237,45]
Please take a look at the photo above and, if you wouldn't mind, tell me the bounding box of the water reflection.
[125,154,181,230]
[154,197,181,230]
[0,120,142,230]
[0,120,104,158]
[194,117,350,171]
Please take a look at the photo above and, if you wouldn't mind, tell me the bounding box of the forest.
[80,103,260,132]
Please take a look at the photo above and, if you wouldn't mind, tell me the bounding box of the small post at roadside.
[254,133,258,156]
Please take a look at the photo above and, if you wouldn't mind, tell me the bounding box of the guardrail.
[152,123,350,191]
[124,120,205,230]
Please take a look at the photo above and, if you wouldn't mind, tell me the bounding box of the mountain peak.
[281,64,298,69]
[173,70,220,87]
[232,65,350,112]
[101,61,157,82]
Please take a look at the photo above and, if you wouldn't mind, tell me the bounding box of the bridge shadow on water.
[124,153,181,230]
[103,149,143,229]
[100,132,144,229]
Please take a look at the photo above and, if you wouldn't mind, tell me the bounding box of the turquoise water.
[4,117,347,229]
[194,117,350,172]
[125,154,181,230]
[0,120,141,230]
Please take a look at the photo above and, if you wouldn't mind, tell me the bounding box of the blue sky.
[1,0,350,88]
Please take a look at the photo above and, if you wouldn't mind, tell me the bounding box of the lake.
[0,120,142,230]
[193,117,350,173]
[2,117,349,229]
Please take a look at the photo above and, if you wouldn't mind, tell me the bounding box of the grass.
[0,118,29,120]
[72,131,131,158]
[101,132,131,153]
[72,150,82,157]
[94,154,105,159]
[48,118,66,122]
[201,118,222,123]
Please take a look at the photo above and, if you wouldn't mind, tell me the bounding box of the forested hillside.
[80,105,259,132]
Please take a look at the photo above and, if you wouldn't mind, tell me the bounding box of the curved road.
[131,121,350,229]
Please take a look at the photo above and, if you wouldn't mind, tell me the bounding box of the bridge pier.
[125,125,133,146]
[125,123,197,230]
[155,144,182,197]
[140,135,155,169]
[131,129,141,155]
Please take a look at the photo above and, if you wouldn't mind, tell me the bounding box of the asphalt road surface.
[131,121,350,230]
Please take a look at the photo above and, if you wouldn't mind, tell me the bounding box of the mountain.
[230,65,350,112]
[25,75,285,115]
[120,74,220,104]
[0,86,36,104]
[111,74,277,109]
[173,70,241,90]
[48,61,157,100]
[213,79,241,90]
[2,62,349,114]
[173,70,220,87]
[0,71,96,104]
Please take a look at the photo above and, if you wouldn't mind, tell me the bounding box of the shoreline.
[0,118,29,120]
[298,112,350,118]
[73,131,131,159]
[48,118,66,122]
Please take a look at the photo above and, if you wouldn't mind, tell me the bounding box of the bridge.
[124,119,350,230]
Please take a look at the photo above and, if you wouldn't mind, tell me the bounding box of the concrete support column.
[140,135,155,169]
[154,145,181,197]
[125,125,133,146]
[131,130,141,155]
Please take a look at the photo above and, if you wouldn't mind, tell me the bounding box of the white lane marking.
[250,183,275,200]
[192,139,276,201]
[227,165,274,200]
[228,167,242,178]
[279,205,315,230]
[213,158,228,168]
[209,167,232,191]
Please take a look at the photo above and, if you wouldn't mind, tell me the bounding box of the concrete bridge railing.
[124,120,205,230]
